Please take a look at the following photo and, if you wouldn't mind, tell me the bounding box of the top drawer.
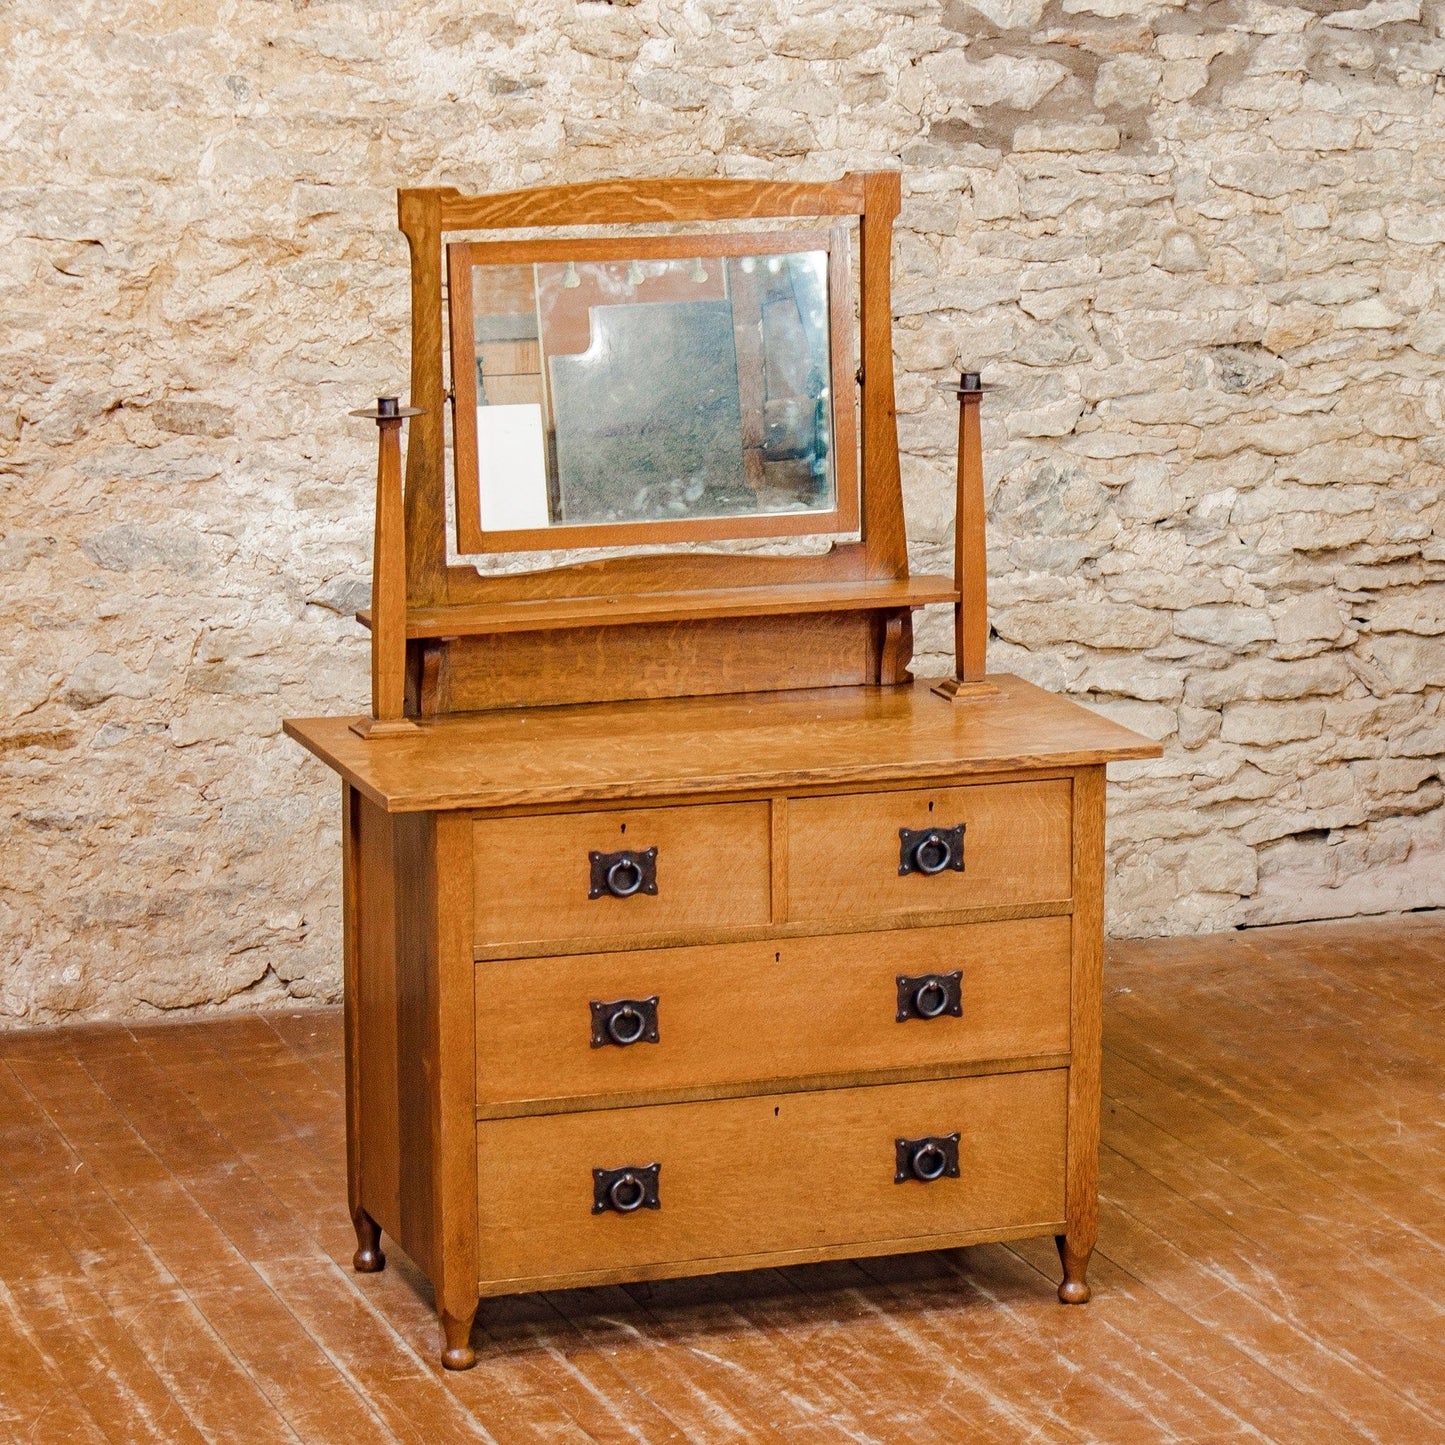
[787,779,1071,924]
[473,801,771,949]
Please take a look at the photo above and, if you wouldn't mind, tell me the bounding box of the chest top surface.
[284,674,1159,814]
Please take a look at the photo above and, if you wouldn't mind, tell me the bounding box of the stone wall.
[2,0,1442,1024]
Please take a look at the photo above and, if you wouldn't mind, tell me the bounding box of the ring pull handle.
[592,1163,661,1214]
[894,1134,960,1184]
[590,996,660,1048]
[896,971,963,1023]
[589,848,658,900]
[898,824,965,877]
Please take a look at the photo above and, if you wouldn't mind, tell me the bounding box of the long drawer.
[787,779,1072,924]
[473,801,771,949]
[476,1069,1067,1287]
[475,917,1071,1110]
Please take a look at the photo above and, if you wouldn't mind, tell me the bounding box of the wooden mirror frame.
[349,173,972,721]
[446,227,860,555]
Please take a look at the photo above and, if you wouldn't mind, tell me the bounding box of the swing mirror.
[446,228,858,553]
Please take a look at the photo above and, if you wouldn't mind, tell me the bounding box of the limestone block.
[1273,593,1347,644]
[1371,636,1445,691]
[61,654,153,709]
[1173,605,1276,647]
[1095,56,1162,109]
[1322,0,1422,29]
[959,0,1050,27]
[1062,0,1185,16]
[924,51,1071,111]
[1184,656,1354,709]
[1013,123,1121,154]
[1220,700,1325,745]
[1363,585,1445,634]
[994,600,1173,649]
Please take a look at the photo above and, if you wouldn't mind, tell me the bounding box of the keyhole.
[774,1107,780,1117]
[928,800,934,813]
[620,822,626,834]
[775,951,781,963]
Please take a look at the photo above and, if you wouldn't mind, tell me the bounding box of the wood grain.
[787,778,1072,923]
[472,801,771,948]
[285,674,1163,814]
[429,612,880,713]
[429,175,869,231]
[357,577,957,638]
[859,171,907,580]
[954,388,988,685]
[396,187,449,608]
[474,917,1071,1110]
[1061,766,1104,1302]
[475,1069,1067,1287]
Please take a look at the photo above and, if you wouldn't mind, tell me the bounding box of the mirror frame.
[445,227,859,555]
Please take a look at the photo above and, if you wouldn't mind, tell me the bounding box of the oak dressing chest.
[284,172,1160,1369]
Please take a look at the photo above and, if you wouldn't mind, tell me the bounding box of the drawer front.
[477,1070,1066,1285]
[473,802,771,949]
[476,917,1071,1109]
[787,780,1071,924]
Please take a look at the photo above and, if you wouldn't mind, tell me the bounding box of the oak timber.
[284,674,1160,815]
[356,576,958,638]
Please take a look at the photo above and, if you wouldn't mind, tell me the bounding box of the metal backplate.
[592,1163,662,1214]
[589,847,659,899]
[894,1133,961,1184]
[896,971,963,1022]
[898,824,965,876]
[589,996,661,1048]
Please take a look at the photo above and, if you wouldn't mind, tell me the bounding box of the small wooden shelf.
[356,576,958,639]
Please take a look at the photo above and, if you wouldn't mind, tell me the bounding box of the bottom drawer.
[476,1069,1066,1289]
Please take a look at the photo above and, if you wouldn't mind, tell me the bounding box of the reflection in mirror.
[469,250,837,533]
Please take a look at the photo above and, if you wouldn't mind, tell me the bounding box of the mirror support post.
[932,372,999,702]
[351,398,423,739]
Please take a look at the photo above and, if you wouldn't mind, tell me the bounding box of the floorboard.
[0,912,1441,1444]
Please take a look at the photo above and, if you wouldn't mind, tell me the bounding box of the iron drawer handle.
[589,996,660,1048]
[895,1133,960,1184]
[898,825,965,877]
[592,1163,661,1214]
[610,1174,647,1211]
[915,980,949,1017]
[589,847,658,899]
[896,971,962,1022]
[608,859,643,896]
[609,1004,646,1044]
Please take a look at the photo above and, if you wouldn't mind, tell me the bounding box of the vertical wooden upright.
[933,372,998,701]
[1059,763,1106,1302]
[350,398,420,738]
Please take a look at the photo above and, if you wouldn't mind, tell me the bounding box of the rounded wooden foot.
[1056,1233,1092,1305]
[441,1342,477,1371]
[351,1208,386,1273]
[440,1306,479,1371]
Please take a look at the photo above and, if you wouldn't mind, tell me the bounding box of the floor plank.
[0,912,1442,1443]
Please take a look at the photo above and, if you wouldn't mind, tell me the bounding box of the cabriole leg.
[352,1206,386,1273]
[1056,1233,1092,1304]
[441,1302,479,1371]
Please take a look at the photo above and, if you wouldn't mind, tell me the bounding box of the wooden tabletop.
[283,676,1162,813]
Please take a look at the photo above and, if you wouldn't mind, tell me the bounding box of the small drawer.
[476,1069,1066,1287]
[786,780,1071,924]
[475,917,1071,1109]
[472,801,771,949]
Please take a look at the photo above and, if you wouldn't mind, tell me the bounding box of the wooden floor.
[1,913,1442,1444]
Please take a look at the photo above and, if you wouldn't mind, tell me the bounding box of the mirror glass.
[467,248,838,534]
